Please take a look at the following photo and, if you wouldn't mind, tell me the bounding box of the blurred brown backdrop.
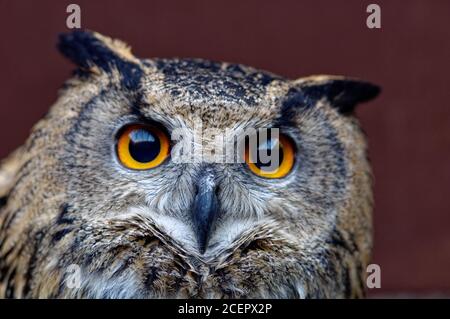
[0,0,449,296]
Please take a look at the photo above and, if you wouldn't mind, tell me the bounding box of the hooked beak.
[191,171,219,254]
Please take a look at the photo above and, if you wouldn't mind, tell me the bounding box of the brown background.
[0,0,449,296]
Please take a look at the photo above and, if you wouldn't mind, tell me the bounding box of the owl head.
[0,31,379,298]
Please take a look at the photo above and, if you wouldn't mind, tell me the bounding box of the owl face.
[0,31,379,298]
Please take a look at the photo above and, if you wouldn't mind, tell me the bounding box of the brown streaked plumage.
[0,30,379,298]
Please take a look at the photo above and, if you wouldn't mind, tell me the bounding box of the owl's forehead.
[137,58,290,128]
[149,58,285,104]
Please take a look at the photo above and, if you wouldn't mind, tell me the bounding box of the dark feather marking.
[1,240,27,298]
[0,196,7,210]
[143,241,162,289]
[328,228,357,254]
[0,240,25,283]
[22,229,46,297]
[0,158,39,237]
[343,265,352,298]
[51,228,74,243]
[56,203,75,225]
[5,268,16,298]
[0,235,16,262]
[172,264,188,295]
[0,261,7,283]
[64,88,109,147]
[68,229,85,260]
[280,87,315,121]
[144,267,158,289]
[0,208,23,236]
[0,158,34,206]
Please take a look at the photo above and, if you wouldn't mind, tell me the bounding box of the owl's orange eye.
[117,124,170,170]
[245,133,295,179]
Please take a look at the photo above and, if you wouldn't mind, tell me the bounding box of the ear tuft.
[57,30,139,73]
[293,75,381,114]
[57,30,143,89]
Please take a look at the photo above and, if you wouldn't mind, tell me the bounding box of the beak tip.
[195,226,209,254]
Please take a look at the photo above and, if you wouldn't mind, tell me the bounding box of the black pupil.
[254,138,284,171]
[128,129,161,163]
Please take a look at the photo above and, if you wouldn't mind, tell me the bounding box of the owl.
[0,30,379,299]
